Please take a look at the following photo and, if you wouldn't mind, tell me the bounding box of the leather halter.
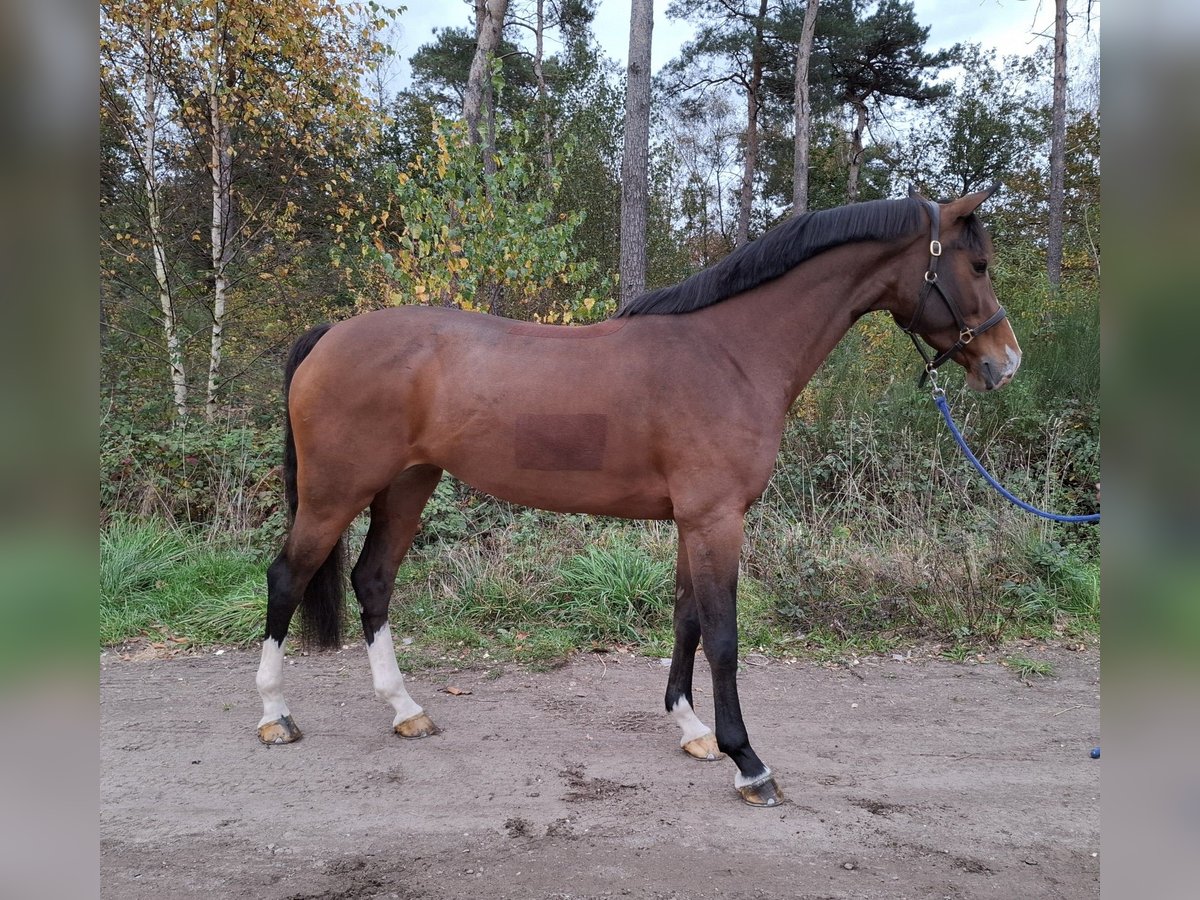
[900,200,1007,385]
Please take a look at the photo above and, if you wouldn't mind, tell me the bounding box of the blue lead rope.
[932,390,1100,524]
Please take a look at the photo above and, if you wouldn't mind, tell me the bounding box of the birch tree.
[101,0,384,419]
[620,0,654,307]
[464,0,510,151]
[186,1,385,417]
[203,17,233,421]
[792,0,820,214]
[101,2,190,420]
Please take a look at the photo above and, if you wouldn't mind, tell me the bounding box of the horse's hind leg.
[665,530,722,761]
[257,499,363,744]
[351,465,444,738]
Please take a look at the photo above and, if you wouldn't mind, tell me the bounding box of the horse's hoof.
[394,712,440,739]
[737,775,784,808]
[258,715,302,745]
[682,732,723,761]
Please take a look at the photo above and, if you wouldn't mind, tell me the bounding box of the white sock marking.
[367,624,423,726]
[256,637,290,727]
[734,767,773,790]
[670,696,713,746]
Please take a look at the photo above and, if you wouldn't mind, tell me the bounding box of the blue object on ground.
[1090,747,1100,759]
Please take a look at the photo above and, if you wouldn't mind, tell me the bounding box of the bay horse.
[255,187,1021,807]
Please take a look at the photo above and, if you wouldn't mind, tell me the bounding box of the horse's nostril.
[980,359,998,389]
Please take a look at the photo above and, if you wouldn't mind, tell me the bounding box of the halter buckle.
[924,271,938,283]
[959,328,975,345]
[929,240,942,257]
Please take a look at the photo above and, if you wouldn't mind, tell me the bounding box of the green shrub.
[101,416,284,533]
[551,543,673,643]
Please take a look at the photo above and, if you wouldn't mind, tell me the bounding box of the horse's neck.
[698,242,899,409]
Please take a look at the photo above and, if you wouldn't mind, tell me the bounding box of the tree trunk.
[736,0,769,247]
[792,0,820,214]
[846,100,868,202]
[139,18,187,421]
[1047,0,1068,288]
[483,73,498,178]
[464,0,508,146]
[534,0,553,174]
[620,0,653,308]
[206,38,234,420]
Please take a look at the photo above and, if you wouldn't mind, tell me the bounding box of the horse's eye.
[972,260,988,275]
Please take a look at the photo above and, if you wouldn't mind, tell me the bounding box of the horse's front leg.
[665,530,722,761]
[677,511,783,807]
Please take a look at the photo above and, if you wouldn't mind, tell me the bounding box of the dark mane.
[615,197,927,318]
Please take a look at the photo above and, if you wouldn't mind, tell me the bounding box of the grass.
[940,643,975,662]
[101,517,191,609]
[99,503,1098,677]
[100,518,265,646]
[1005,653,1055,679]
[551,542,673,643]
[102,268,1099,667]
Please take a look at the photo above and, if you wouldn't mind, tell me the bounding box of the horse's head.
[894,185,1021,392]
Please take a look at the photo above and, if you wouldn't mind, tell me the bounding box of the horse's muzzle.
[979,347,1021,390]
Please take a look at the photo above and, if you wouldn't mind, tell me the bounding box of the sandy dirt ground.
[101,645,1099,899]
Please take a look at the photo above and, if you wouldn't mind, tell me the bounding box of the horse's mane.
[615,197,928,318]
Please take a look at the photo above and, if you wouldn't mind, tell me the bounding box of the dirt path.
[101,646,1099,899]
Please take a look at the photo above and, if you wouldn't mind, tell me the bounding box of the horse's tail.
[282,323,344,649]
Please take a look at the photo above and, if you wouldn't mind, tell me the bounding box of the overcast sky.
[385,0,1099,91]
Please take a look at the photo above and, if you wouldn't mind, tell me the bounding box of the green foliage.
[408,27,537,118]
[415,479,471,545]
[100,517,266,646]
[814,0,956,110]
[903,45,1044,197]
[551,543,674,643]
[102,414,285,538]
[551,70,628,296]
[346,113,614,322]
[101,516,192,607]
[1004,537,1099,625]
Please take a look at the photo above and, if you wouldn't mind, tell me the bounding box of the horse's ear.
[907,183,922,199]
[947,181,1001,218]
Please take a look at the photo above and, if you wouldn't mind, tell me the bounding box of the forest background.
[99,0,1100,668]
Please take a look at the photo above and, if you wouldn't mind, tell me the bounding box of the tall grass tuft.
[551,543,673,643]
[101,517,191,606]
[100,516,268,646]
